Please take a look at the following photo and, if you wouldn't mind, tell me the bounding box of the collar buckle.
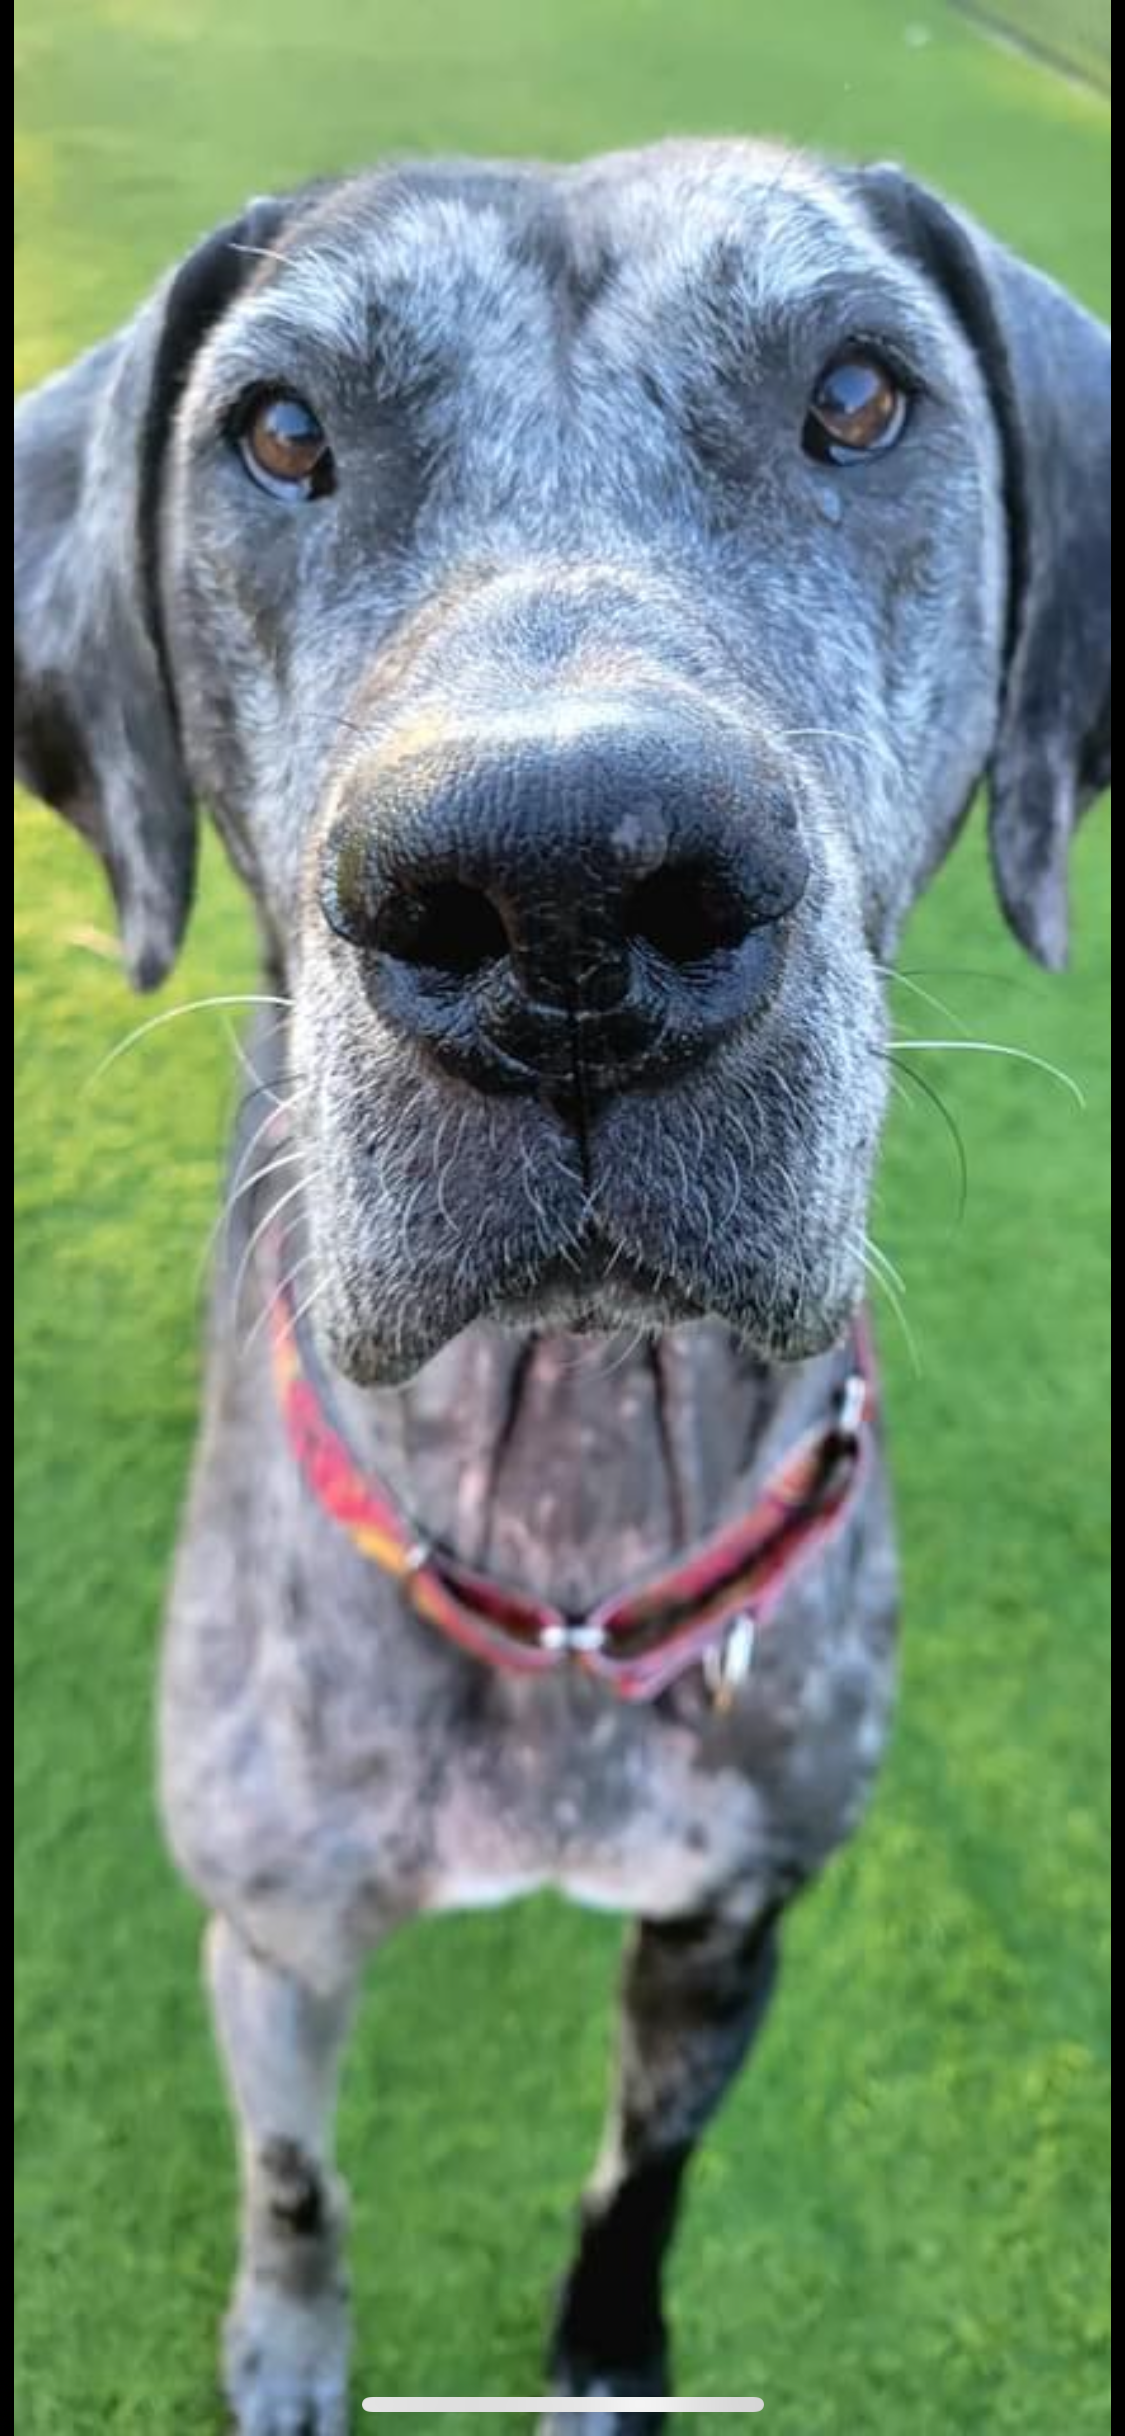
[836,1371,867,1445]
[539,1618,607,1657]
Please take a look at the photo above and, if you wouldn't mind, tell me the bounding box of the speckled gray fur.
[14,141,1109,2431]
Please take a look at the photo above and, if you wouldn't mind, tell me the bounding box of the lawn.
[13,2,1111,2431]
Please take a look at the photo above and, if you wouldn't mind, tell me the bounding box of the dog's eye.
[237,392,334,499]
[803,355,910,465]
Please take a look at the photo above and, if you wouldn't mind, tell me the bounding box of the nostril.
[374,880,510,979]
[623,863,749,967]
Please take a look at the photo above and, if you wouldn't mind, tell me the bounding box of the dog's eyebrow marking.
[212,159,941,420]
[231,242,372,359]
[223,197,533,377]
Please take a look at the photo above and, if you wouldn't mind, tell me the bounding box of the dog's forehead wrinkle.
[218,140,922,398]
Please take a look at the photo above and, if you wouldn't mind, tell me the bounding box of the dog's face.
[15,144,1110,1380]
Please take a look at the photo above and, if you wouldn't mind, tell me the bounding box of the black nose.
[320,712,809,1099]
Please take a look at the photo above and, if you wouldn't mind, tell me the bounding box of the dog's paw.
[539,2368,667,2436]
[539,2403,665,2436]
[223,2278,350,2436]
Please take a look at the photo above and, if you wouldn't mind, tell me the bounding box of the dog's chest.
[420,1695,770,1920]
[163,1513,896,1994]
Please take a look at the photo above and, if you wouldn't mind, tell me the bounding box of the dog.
[14,140,1110,2433]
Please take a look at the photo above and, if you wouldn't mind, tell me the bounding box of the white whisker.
[195,1102,297,1283]
[889,1038,1085,1106]
[91,993,293,1084]
[859,1250,921,1375]
[219,1147,304,1234]
[598,1327,650,1380]
[228,242,294,266]
[221,1012,292,1108]
[233,1172,314,1317]
[435,1103,473,1234]
[875,966,968,1034]
[287,1274,331,1336]
[862,1234,908,1298]
[241,1249,321,1359]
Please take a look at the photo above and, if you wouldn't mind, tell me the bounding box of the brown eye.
[238,392,333,498]
[803,355,910,465]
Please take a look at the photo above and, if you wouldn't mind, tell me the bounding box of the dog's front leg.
[544,1898,782,2435]
[207,1915,356,2436]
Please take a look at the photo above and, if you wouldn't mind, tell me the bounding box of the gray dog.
[14,141,1110,2432]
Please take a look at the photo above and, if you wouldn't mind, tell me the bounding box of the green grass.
[14,3,1110,2430]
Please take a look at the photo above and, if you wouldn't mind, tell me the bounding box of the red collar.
[269,1234,877,1708]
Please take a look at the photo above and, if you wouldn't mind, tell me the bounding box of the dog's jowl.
[14,142,1110,2433]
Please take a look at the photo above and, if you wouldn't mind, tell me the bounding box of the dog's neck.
[330,1320,837,1614]
[245,1021,837,1612]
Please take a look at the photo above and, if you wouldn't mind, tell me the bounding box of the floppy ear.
[854,165,1111,969]
[14,198,294,989]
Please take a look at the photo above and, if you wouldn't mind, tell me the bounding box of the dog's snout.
[321,711,809,1097]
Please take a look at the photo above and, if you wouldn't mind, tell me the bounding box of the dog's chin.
[488,1266,860,1365]
[486,1252,708,1340]
[316,1230,859,1388]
